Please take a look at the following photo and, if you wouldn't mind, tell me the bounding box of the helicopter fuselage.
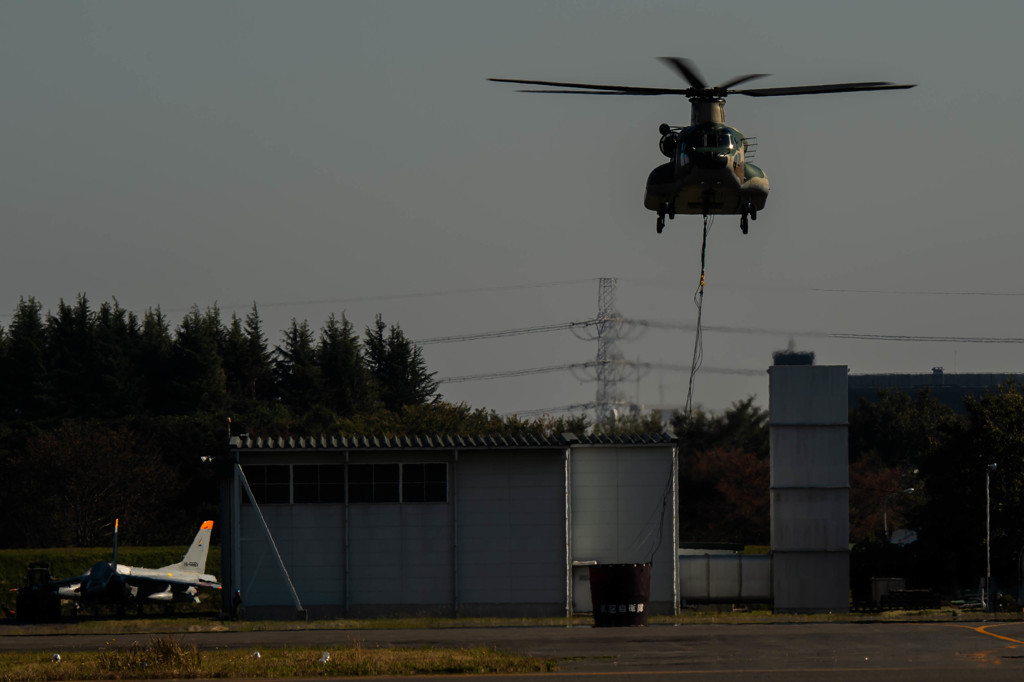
[489,57,913,235]
[643,120,769,218]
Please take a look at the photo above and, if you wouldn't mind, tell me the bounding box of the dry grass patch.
[0,635,555,681]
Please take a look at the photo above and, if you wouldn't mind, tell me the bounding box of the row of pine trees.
[0,295,439,425]
[0,294,589,546]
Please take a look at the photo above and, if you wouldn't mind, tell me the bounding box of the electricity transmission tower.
[573,278,640,422]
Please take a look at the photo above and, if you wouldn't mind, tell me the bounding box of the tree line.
[0,295,441,426]
[0,295,587,548]
[5,295,1024,601]
[671,384,1024,601]
[846,384,1024,602]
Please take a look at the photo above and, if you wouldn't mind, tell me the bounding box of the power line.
[238,278,595,310]
[439,362,596,384]
[438,360,763,385]
[811,287,1024,297]
[637,362,764,377]
[416,319,596,345]
[3,279,599,321]
[625,319,1024,344]
[621,278,1024,298]
[829,332,1024,344]
[421,315,1024,347]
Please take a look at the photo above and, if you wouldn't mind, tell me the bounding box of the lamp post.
[986,463,997,612]
[883,487,915,542]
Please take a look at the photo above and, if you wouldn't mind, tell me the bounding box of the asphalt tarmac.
[5,620,1024,680]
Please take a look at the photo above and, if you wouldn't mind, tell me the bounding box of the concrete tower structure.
[769,364,849,613]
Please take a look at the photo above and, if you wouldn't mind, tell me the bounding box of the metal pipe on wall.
[344,450,350,615]
[564,445,572,618]
[672,444,679,615]
[235,463,305,616]
[452,449,459,617]
[231,454,241,612]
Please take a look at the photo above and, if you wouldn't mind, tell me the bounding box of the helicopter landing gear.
[740,202,756,235]
[656,202,674,234]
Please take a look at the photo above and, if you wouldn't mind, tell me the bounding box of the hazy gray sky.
[3,1,1022,416]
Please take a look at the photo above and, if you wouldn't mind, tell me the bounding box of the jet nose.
[694,151,729,170]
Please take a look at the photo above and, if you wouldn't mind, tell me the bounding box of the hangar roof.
[230,432,676,451]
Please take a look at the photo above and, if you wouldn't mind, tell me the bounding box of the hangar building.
[219,433,677,619]
[849,367,1024,414]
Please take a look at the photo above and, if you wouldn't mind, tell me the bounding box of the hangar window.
[402,463,448,502]
[241,462,447,505]
[293,464,346,503]
[348,463,400,503]
[242,465,290,504]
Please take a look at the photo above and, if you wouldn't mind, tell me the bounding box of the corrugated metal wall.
[570,447,677,612]
[678,554,771,603]
[348,503,453,608]
[238,503,346,611]
[457,451,566,615]
[229,441,677,618]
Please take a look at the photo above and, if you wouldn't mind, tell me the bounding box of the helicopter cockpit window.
[690,129,736,150]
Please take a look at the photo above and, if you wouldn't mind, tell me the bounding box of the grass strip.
[3,606,1012,638]
[0,635,556,681]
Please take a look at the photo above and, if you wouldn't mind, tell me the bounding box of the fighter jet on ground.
[50,519,222,611]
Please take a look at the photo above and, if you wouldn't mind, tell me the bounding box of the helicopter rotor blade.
[658,57,707,89]
[734,81,916,97]
[516,89,663,95]
[488,78,690,96]
[716,73,770,90]
[490,65,917,100]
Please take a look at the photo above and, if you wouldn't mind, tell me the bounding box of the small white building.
[220,433,678,619]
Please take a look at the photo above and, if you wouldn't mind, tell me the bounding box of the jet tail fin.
[160,520,214,573]
[112,518,120,568]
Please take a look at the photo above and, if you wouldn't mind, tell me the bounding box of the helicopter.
[490,58,915,234]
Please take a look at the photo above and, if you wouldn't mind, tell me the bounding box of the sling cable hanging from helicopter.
[684,213,713,417]
[649,212,712,566]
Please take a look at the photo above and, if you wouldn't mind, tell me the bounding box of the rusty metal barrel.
[589,563,651,626]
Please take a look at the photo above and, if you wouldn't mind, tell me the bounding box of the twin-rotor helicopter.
[490,58,915,234]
